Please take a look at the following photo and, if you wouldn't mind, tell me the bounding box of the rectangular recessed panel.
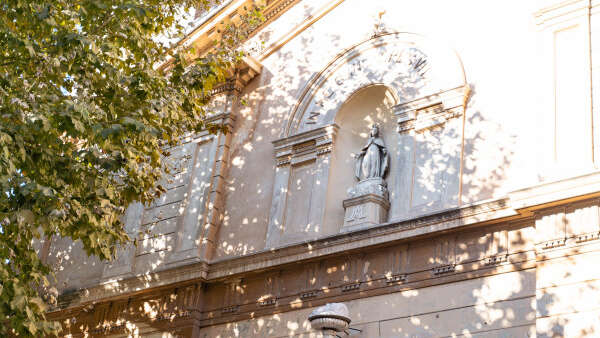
[284,160,316,236]
[554,25,591,164]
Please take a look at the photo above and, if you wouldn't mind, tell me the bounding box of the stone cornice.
[509,169,600,212]
[534,0,589,27]
[395,85,469,133]
[53,196,515,310]
[208,197,516,279]
[159,0,299,70]
[272,123,339,165]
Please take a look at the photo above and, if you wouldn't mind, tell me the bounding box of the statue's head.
[370,124,380,137]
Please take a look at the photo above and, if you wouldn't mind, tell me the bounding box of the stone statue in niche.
[347,124,389,198]
[354,124,389,181]
[342,124,390,233]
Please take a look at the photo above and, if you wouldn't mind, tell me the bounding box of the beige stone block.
[202,282,227,312]
[285,160,317,235]
[468,325,535,337]
[142,202,183,225]
[149,184,189,208]
[379,296,534,337]
[508,222,536,254]
[341,193,390,233]
[134,250,171,274]
[537,308,600,338]
[434,235,456,265]
[455,231,490,264]
[198,308,314,338]
[348,270,534,325]
[536,248,600,289]
[535,208,566,244]
[47,236,104,291]
[410,119,461,213]
[407,241,435,273]
[136,233,175,255]
[537,279,600,318]
[144,217,178,237]
[565,199,600,237]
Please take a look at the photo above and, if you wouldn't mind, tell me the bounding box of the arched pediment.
[284,32,466,137]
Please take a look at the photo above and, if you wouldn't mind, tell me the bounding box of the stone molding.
[534,0,590,28]
[63,196,513,307]
[52,173,600,314]
[272,123,339,164]
[283,32,467,137]
[509,170,600,213]
[50,220,540,336]
[249,0,346,60]
[209,56,263,97]
[159,0,298,71]
[50,194,600,335]
[395,85,470,133]
[342,193,390,209]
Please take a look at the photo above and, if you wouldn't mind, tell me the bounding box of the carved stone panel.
[411,123,461,211]
[391,86,468,221]
[286,160,316,235]
[341,193,390,233]
[266,125,337,248]
[167,138,215,263]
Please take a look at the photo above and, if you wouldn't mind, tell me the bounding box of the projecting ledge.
[509,169,600,213]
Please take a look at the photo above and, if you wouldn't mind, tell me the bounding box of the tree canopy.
[0,0,262,335]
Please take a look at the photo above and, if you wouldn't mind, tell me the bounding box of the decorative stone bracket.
[210,56,263,97]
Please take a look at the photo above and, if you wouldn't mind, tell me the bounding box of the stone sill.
[509,169,600,213]
[208,197,516,279]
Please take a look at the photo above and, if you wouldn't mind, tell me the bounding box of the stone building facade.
[45,0,600,336]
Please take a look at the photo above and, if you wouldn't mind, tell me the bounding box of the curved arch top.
[283,32,467,137]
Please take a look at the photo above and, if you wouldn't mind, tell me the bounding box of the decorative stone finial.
[308,303,351,336]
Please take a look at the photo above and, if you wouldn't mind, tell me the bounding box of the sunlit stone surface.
[43,0,600,337]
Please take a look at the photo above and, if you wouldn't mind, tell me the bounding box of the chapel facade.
[45,0,600,336]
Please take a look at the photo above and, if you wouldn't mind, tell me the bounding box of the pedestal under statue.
[342,124,390,232]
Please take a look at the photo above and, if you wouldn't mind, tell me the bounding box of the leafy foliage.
[0,0,262,335]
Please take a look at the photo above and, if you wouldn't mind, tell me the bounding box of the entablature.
[50,170,600,311]
[273,123,339,166]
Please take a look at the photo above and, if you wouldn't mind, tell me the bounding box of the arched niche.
[283,32,467,138]
[265,33,469,248]
[322,85,398,233]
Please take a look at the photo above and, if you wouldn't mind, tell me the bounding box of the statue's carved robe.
[355,136,389,181]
